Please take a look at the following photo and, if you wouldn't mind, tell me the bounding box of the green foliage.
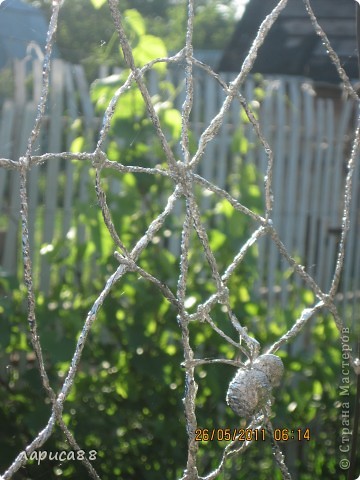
[24,0,236,79]
[55,0,116,78]
[0,22,261,473]
[142,0,236,52]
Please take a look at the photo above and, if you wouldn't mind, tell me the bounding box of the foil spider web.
[1,0,360,478]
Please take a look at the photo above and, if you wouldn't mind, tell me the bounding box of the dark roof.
[0,0,56,69]
[218,0,358,83]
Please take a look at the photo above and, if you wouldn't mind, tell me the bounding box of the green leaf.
[313,380,323,397]
[209,230,226,251]
[145,319,157,336]
[115,88,146,119]
[161,108,182,139]
[90,0,107,9]
[70,136,85,153]
[107,141,121,162]
[215,199,233,218]
[122,173,137,188]
[116,382,128,399]
[248,184,261,199]
[124,9,146,37]
[302,289,315,305]
[132,35,167,71]
[238,286,250,302]
[91,74,124,111]
[244,302,258,315]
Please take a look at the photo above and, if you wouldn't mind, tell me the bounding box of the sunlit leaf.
[161,108,182,139]
[302,289,315,305]
[124,9,146,37]
[238,286,250,302]
[70,136,85,153]
[209,230,226,251]
[116,382,128,399]
[90,0,107,9]
[90,74,123,111]
[132,35,167,71]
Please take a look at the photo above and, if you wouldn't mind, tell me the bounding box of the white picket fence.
[0,58,359,324]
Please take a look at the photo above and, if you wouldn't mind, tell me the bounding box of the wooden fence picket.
[40,59,64,293]
[0,100,16,273]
